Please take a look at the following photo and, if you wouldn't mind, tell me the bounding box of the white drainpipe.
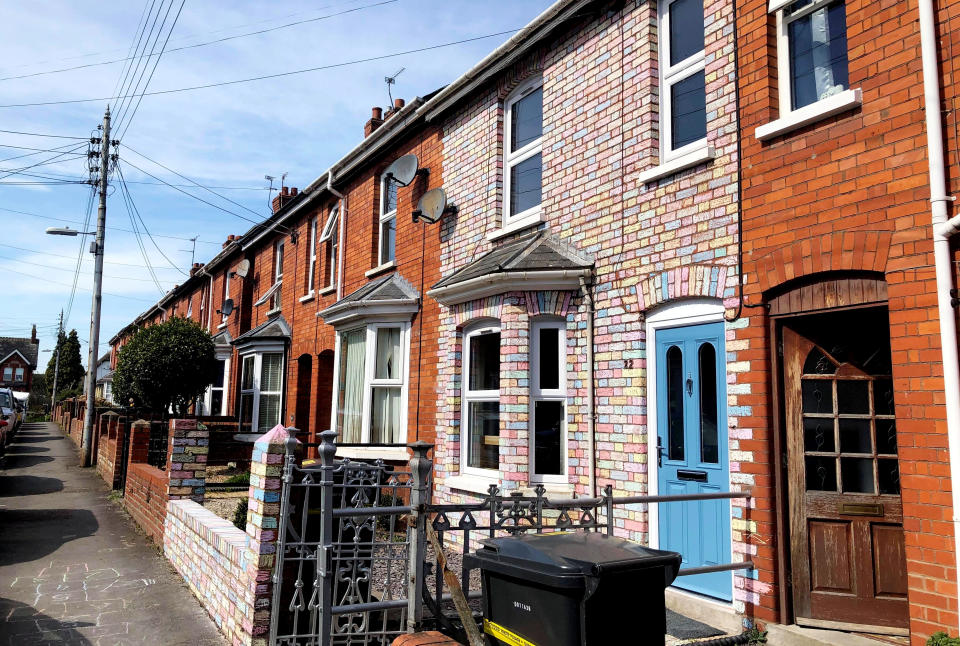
[919,0,960,619]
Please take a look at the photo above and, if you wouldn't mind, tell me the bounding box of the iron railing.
[146,421,168,470]
[270,432,754,646]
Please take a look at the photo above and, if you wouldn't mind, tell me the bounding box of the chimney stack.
[272,185,299,213]
[30,324,37,343]
[365,106,384,138]
[189,262,205,277]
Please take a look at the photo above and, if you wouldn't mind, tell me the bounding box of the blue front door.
[656,321,731,601]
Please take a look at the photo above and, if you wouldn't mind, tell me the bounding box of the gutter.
[918,0,960,618]
[427,269,593,305]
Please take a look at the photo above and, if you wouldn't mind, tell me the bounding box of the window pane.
[534,400,564,476]
[837,380,868,414]
[806,455,837,491]
[841,457,875,494]
[803,416,835,452]
[211,390,223,416]
[788,0,848,110]
[241,356,255,390]
[873,378,895,416]
[258,394,281,433]
[375,327,401,380]
[839,418,871,453]
[371,386,401,443]
[468,400,499,470]
[538,327,560,390]
[875,418,898,455]
[878,458,900,495]
[511,86,543,150]
[670,70,706,149]
[380,216,396,264]
[667,345,684,461]
[802,379,832,413]
[338,329,366,443]
[240,393,254,433]
[260,353,283,392]
[275,243,284,280]
[469,332,500,391]
[382,176,398,213]
[669,0,704,65]
[699,343,719,464]
[509,153,542,216]
[213,359,226,388]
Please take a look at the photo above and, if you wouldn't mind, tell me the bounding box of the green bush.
[928,633,960,646]
[224,471,251,485]
[233,498,249,531]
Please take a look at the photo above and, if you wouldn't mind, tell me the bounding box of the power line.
[6,266,157,303]
[0,128,88,139]
[112,0,165,122]
[0,168,269,191]
[0,29,522,109]
[0,252,172,283]
[0,242,184,270]
[0,144,88,180]
[0,0,396,84]
[117,163,187,277]
[111,0,154,101]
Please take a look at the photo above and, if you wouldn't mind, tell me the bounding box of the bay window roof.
[428,230,593,305]
[318,274,420,327]
[233,315,291,352]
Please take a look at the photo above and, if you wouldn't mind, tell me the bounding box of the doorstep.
[765,624,908,646]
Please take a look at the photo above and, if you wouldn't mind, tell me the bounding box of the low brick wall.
[165,500,251,644]
[124,461,168,542]
[95,413,126,489]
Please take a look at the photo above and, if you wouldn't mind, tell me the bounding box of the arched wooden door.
[776,293,908,632]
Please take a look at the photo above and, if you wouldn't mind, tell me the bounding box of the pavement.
[0,421,224,646]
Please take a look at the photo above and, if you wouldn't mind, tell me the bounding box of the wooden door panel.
[872,524,908,598]
[808,520,854,593]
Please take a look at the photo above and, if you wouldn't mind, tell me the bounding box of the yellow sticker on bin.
[483,619,538,646]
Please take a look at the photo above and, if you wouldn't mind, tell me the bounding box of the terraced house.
[104,0,960,642]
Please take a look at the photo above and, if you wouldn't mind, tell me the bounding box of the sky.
[0,0,555,372]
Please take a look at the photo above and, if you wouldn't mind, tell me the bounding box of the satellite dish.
[219,299,234,317]
[414,188,447,224]
[384,154,419,186]
[235,259,251,278]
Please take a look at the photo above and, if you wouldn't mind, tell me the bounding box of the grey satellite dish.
[219,298,234,317]
[384,154,419,186]
[414,187,447,224]
[235,259,251,278]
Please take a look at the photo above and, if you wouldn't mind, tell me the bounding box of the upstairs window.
[271,240,284,311]
[379,175,397,265]
[306,216,317,295]
[14,367,24,382]
[504,78,543,227]
[319,204,340,289]
[2,367,11,381]
[659,0,706,160]
[221,270,231,324]
[777,0,848,111]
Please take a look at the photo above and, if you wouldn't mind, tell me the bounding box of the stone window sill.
[335,446,410,462]
[318,285,336,296]
[755,88,862,141]
[265,307,281,317]
[298,293,315,304]
[638,145,715,184]
[486,212,543,242]
[445,474,499,496]
[365,261,396,278]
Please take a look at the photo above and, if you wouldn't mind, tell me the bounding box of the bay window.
[659,0,706,160]
[462,324,500,473]
[379,176,397,265]
[334,322,409,444]
[503,78,543,228]
[239,351,284,433]
[199,357,229,416]
[531,320,567,480]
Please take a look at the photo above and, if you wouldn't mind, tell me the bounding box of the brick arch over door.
[635,263,730,311]
[753,230,893,294]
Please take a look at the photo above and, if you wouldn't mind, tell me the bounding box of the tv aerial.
[385,67,405,104]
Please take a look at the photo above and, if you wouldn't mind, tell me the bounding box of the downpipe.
[919,0,960,621]
[580,275,597,497]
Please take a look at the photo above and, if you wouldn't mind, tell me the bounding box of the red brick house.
[734,0,960,639]
[0,326,40,394]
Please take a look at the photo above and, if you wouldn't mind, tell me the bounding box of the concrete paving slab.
[0,422,223,646]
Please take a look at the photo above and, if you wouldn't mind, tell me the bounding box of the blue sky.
[0,0,554,371]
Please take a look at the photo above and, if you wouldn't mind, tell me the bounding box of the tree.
[45,329,84,401]
[112,317,219,415]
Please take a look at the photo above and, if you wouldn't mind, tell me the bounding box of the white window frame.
[200,355,230,416]
[186,295,193,318]
[378,175,397,266]
[461,322,501,477]
[14,367,24,382]
[503,76,544,230]
[221,270,231,325]
[239,350,285,434]
[270,240,285,312]
[775,0,849,117]
[319,205,340,289]
[658,0,707,162]
[530,319,567,483]
[331,321,411,444]
[306,216,317,296]
[2,367,12,381]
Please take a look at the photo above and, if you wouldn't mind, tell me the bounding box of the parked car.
[0,387,15,455]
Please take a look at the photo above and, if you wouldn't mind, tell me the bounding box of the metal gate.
[271,431,753,646]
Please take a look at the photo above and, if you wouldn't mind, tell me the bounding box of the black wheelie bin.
[464,532,681,645]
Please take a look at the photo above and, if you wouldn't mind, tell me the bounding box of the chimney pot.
[372,106,383,120]
[394,98,405,109]
[282,186,289,196]
[291,187,298,197]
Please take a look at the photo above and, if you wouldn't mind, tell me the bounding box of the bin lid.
[465,532,682,588]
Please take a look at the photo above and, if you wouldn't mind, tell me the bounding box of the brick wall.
[95,412,126,490]
[124,461,168,543]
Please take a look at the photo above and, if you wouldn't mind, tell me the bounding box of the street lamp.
[45,227,96,236]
